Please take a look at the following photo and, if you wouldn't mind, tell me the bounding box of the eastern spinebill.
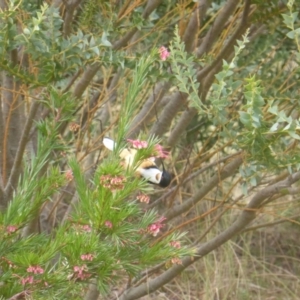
[103,137,171,188]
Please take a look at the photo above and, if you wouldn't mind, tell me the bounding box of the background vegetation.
[0,0,300,299]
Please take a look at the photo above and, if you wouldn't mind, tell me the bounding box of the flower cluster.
[147,216,166,237]
[159,46,170,61]
[170,241,181,249]
[80,224,92,232]
[80,253,94,261]
[27,265,44,274]
[154,144,170,158]
[72,265,91,281]
[1,256,15,268]
[100,174,126,191]
[127,139,148,149]
[65,169,74,181]
[126,138,170,159]
[21,276,34,285]
[6,225,18,234]
[20,265,45,286]
[136,193,150,204]
[104,220,113,228]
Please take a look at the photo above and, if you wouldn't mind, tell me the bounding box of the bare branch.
[142,0,163,19]
[183,0,208,52]
[167,107,198,147]
[165,156,243,220]
[128,82,171,138]
[4,100,40,202]
[0,85,4,170]
[63,0,83,37]
[2,63,25,185]
[148,151,243,209]
[119,170,300,300]
[196,0,239,58]
[72,64,100,99]
[113,29,139,50]
[96,69,122,126]
[197,0,251,81]
[149,91,188,137]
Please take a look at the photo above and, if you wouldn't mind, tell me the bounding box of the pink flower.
[127,139,148,149]
[170,241,181,248]
[6,225,17,234]
[137,193,150,204]
[154,144,170,158]
[100,174,126,191]
[159,46,170,61]
[81,224,92,232]
[65,169,74,181]
[80,254,94,261]
[104,220,113,228]
[73,265,82,272]
[147,216,166,237]
[110,176,125,185]
[27,265,44,274]
[73,265,91,280]
[21,276,34,285]
[1,257,15,268]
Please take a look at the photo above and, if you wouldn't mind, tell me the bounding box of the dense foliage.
[0,0,300,299]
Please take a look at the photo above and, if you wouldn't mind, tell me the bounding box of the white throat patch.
[137,167,162,184]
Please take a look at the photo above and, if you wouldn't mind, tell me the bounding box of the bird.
[103,137,171,188]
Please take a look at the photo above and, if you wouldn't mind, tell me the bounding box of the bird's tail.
[103,137,116,151]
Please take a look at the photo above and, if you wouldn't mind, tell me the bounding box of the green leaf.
[101,32,112,47]
[23,28,30,35]
[239,111,251,127]
[269,122,279,132]
[288,130,300,140]
[282,13,293,28]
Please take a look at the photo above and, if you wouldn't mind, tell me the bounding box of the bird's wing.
[103,137,116,151]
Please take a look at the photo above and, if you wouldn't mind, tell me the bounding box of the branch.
[148,152,242,209]
[0,84,4,171]
[72,0,163,105]
[4,100,40,203]
[182,0,208,52]
[0,86,6,202]
[2,64,25,186]
[72,63,101,99]
[143,0,162,18]
[113,29,139,50]
[167,107,198,147]
[149,91,188,137]
[113,0,163,50]
[95,69,121,125]
[196,0,251,81]
[119,170,300,300]
[165,156,243,220]
[128,82,171,138]
[63,0,82,37]
[196,0,239,58]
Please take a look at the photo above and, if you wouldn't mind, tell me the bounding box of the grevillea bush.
[1,0,300,299]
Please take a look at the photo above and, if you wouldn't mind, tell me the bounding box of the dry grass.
[133,207,300,300]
